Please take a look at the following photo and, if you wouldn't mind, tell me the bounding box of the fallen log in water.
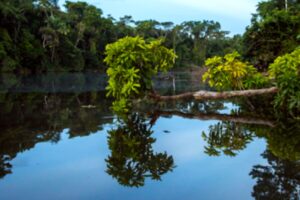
[151,87,278,101]
[151,110,275,127]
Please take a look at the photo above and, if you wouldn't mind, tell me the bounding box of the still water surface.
[0,72,299,200]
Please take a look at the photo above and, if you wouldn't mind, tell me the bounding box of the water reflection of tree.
[106,113,175,187]
[202,121,255,156]
[250,151,300,200]
[0,92,113,179]
[166,97,300,161]
[258,119,300,161]
[142,98,274,157]
[0,155,12,178]
[200,117,300,161]
[136,99,226,115]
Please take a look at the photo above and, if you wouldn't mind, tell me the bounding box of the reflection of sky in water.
[219,102,240,114]
[0,116,266,200]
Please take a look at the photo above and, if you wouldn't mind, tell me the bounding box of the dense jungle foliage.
[1,0,299,72]
[243,0,300,69]
[0,0,243,72]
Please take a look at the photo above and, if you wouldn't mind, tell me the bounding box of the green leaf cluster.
[202,51,268,91]
[104,36,176,111]
[268,48,300,116]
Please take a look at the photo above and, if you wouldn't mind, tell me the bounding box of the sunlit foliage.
[104,36,176,112]
[202,51,268,91]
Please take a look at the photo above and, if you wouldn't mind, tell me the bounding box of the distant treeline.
[0,0,299,72]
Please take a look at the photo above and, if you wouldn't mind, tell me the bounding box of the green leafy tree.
[135,20,160,38]
[243,0,300,69]
[268,48,300,116]
[104,36,176,112]
[65,1,114,69]
[115,15,135,38]
[181,20,227,66]
[203,51,268,91]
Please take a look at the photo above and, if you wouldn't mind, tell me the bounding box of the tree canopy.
[243,0,300,70]
[0,0,242,72]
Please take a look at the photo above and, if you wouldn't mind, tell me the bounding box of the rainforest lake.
[0,72,299,200]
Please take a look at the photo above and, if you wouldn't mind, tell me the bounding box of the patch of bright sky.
[59,0,261,35]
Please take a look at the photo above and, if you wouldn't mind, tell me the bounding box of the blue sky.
[59,0,261,35]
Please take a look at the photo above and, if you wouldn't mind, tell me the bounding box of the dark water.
[0,72,299,200]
